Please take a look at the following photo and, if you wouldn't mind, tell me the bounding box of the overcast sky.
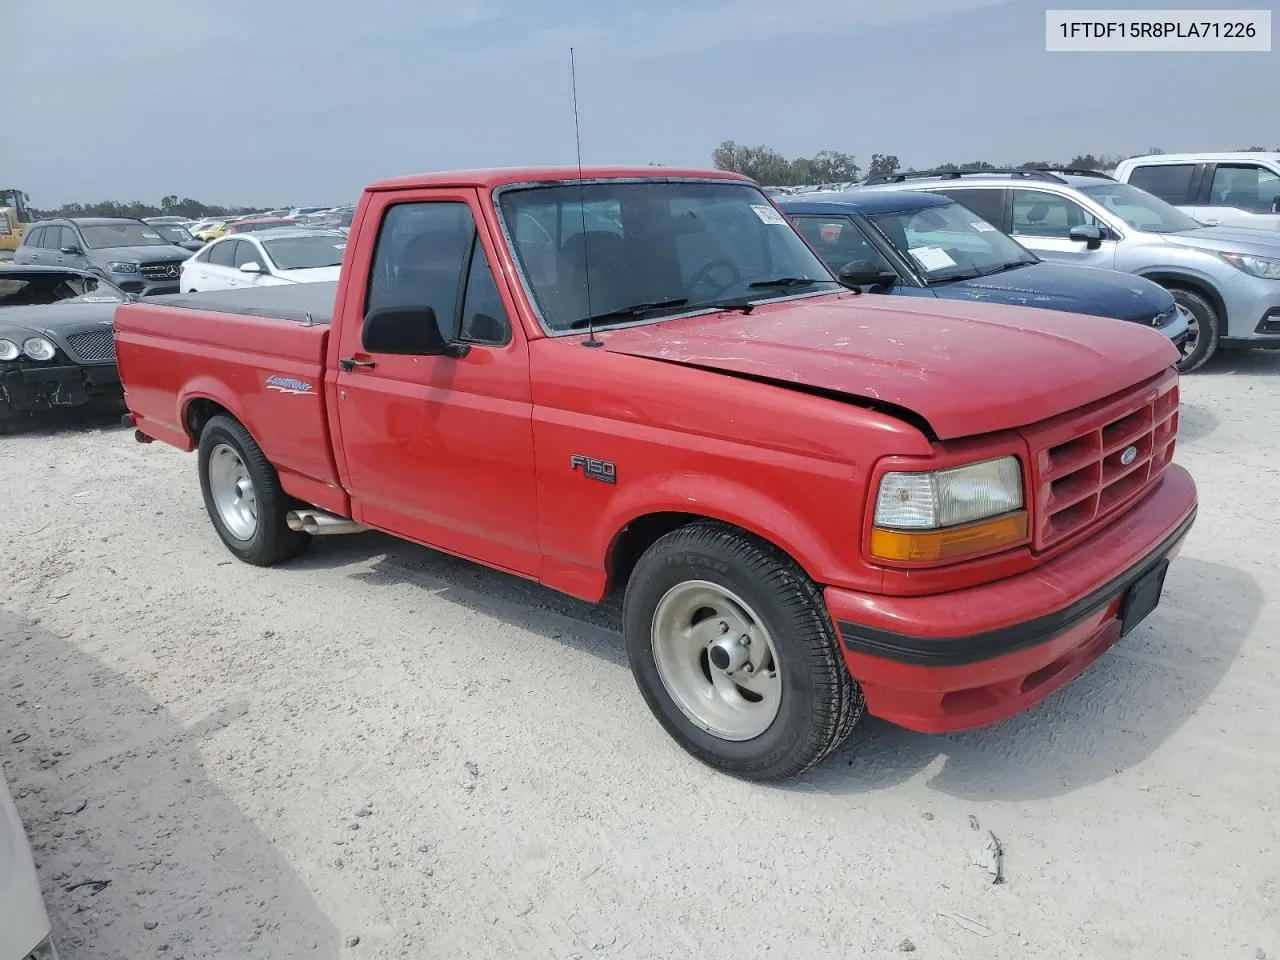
[3,0,1274,207]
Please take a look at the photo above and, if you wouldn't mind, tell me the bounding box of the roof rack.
[864,167,1116,186]
[1028,167,1116,180]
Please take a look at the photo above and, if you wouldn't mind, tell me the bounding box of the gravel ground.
[2,353,1278,960]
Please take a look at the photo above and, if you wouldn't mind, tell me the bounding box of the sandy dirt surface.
[1,354,1277,960]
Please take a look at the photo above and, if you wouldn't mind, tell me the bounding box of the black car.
[777,191,1192,357]
[13,217,193,296]
[0,265,128,432]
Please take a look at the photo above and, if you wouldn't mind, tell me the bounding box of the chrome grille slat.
[1026,370,1180,551]
[139,261,185,281]
[65,330,116,363]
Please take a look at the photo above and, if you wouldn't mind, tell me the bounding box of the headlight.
[870,455,1027,562]
[22,337,56,361]
[1221,252,1280,280]
[0,338,18,361]
[105,261,139,274]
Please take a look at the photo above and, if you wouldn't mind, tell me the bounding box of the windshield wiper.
[746,276,833,289]
[978,260,1034,277]
[568,298,689,329]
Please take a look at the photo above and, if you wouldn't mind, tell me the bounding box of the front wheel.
[623,522,863,781]
[197,414,310,565]
[1167,289,1220,373]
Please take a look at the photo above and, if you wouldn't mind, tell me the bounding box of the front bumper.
[1220,274,1280,345]
[826,464,1197,733]
[0,362,123,413]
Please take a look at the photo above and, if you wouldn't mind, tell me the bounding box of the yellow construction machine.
[0,188,33,260]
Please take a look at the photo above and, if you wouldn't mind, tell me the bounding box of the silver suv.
[1113,152,1280,232]
[857,168,1280,371]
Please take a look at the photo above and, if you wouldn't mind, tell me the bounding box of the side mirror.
[60,245,82,255]
[1068,224,1104,249]
[837,259,899,289]
[361,306,471,358]
[239,261,264,274]
[1271,195,1280,214]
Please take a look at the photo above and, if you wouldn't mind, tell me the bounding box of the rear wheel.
[197,414,310,565]
[623,521,863,781]
[1167,288,1219,373]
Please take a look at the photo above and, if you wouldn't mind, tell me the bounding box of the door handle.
[1200,218,1221,226]
[339,356,377,371]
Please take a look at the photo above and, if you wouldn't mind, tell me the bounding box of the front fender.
[594,469,859,589]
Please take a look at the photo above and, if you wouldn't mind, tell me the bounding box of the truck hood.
[1163,225,1280,256]
[931,262,1172,323]
[598,293,1178,440]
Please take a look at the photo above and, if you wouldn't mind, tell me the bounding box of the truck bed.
[114,283,348,514]
[147,281,339,325]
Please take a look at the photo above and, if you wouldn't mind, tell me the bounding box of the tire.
[1167,288,1220,374]
[623,521,863,781]
[196,414,310,565]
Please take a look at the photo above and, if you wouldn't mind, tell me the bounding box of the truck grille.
[65,330,116,363]
[139,261,184,281]
[1025,368,1179,551]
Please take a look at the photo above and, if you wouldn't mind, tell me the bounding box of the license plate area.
[1120,559,1169,637]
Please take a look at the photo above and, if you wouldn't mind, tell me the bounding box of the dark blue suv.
[778,191,1191,356]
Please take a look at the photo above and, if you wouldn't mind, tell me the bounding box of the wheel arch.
[1137,271,1226,323]
[600,477,852,598]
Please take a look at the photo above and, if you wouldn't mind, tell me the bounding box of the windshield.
[0,271,124,307]
[1080,182,1202,234]
[498,180,840,332]
[153,224,193,242]
[261,235,346,271]
[867,201,1037,282]
[80,222,171,249]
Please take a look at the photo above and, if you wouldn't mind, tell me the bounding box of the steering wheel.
[688,259,743,300]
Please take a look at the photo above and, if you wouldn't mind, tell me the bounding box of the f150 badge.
[265,375,314,396]
[570,454,617,485]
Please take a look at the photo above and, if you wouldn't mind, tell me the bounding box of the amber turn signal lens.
[870,511,1028,563]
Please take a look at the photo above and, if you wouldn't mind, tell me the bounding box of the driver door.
[1008,189,1117,268]
[330,189,540,577]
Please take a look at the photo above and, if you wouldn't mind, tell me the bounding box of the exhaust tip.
[302,518,320,535]
[286,511,306,532]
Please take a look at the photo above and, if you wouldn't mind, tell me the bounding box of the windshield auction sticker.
[1046,9,1270,51]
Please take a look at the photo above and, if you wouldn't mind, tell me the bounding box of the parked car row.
[776,161,1280,371]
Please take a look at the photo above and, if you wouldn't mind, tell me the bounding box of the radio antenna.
[570,46,602,348]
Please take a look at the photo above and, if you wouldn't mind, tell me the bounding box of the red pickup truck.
[115,166,1197,781]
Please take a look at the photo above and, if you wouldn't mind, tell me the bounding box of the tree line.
[710,140,1280,186]
[26,194,260,221]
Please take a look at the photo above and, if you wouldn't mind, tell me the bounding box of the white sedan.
[179,227,346,292]
[1,766,55,960]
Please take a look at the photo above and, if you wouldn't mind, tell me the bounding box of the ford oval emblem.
[1120,445,1138,466]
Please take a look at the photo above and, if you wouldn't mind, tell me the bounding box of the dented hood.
[599,293,1178,440]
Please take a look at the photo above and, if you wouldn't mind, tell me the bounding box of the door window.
[365,201,483,342]
[1010,190,1104,238]
[1208,164,1280,214]
[208,239,238,267]
[56,226,80,251]
[234,240,263,269]
[458,236,512,345]
[937,188,1006,228]
[792,216,892,274]
[1126,164,1197,204]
